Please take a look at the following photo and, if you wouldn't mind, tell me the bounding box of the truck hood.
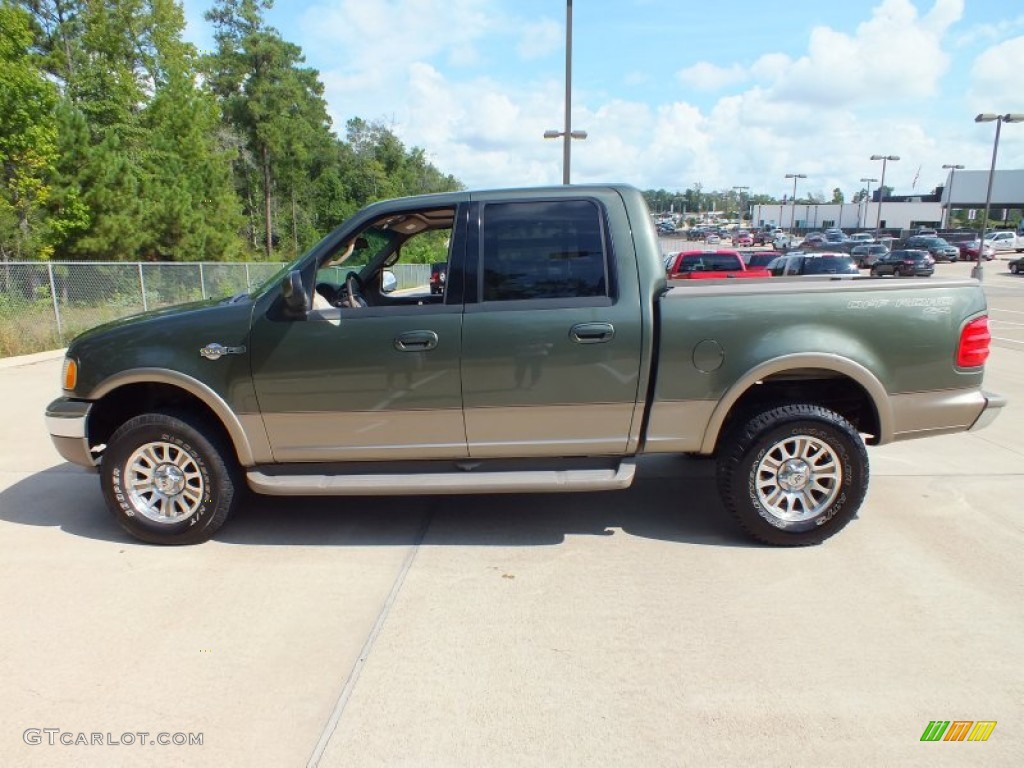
[69,293,252,346]
[65,295,257,399]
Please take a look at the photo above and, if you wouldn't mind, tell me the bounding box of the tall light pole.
[859,177,877,229]
[972,113,1024,280]
[941,164,964,230]
[784,173,806,232]
[543,1,586,184]
[870,154,899,238]
[732,186,749,227]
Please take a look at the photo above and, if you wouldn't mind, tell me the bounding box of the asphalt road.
[1,266,1022,767]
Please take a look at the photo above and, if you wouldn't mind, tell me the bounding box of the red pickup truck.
[666,249,772,279]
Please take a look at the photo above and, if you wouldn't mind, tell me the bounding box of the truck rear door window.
[481,200,609,301]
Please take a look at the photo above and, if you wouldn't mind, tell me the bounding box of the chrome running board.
[247,459,636,496]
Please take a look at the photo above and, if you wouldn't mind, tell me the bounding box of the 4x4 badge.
[199,343,246,361]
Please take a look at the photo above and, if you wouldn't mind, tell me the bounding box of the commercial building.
[751,169,1024,232]
[752,199,942,232]
[941,169,1024,227]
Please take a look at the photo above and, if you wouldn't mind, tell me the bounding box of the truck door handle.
[570,322,615,344]
[394,330,438,351]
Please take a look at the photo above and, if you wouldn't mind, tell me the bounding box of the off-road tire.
[100,412,239,545]
[716,404,869,546]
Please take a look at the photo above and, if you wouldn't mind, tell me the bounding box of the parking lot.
[1,262,1022,767]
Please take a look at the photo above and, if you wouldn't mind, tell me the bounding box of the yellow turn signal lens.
[62,358,78,390]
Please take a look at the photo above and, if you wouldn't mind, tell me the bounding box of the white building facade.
[751,200,942,232]
[750,168,1024,233]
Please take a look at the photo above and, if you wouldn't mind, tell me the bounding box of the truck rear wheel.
[716,404,868,546]
[100,413,238,545]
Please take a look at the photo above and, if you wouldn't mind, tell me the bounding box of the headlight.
[62,357,78,391]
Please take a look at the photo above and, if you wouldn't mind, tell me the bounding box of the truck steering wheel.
[344,271,367,308]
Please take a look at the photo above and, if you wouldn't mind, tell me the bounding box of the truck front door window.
[314,211,454,309]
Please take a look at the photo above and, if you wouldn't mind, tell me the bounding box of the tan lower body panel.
[464,403,635,458]
[641,399,717,453]
[261,409,468,462]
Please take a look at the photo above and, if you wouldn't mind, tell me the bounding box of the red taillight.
[957,316,991,368]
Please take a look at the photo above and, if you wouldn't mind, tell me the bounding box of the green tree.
[341,118,459,210]
[1,2,61,259]
[17,0,243,261]
[9,0,463,263]
[205,0,336,259]
[831,187,844,203]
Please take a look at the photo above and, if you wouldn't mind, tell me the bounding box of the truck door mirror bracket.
[281,270,310,314]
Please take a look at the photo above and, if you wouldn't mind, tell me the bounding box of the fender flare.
[88,368,263,466]
[699,353,893,454]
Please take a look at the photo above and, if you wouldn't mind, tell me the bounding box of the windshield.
[803,257,857,274]
[677,254,741,272]
[247,226,343,298]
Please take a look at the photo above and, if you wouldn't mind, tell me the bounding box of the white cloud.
[750,53,792,83]
[676,62,748,91]
[298,0,494,86]
[769,0,961,106]
[969,36,1024,114]
[516,19,562,60]
[952,13,1024,47]
[289,0,1019,194]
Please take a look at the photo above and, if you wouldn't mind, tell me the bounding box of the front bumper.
[45,397,98,469]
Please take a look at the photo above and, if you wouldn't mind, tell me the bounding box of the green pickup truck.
[45,184,1004,546]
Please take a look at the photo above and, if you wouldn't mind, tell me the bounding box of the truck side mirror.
[281,270,310,314]
[381,270,397,294]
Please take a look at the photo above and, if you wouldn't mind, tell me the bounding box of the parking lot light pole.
[732,186,749,227]
[784,173,806,232]
[941,164,964,230]
[870,155,899,239]
[543,0,586,184]
[859,177,877,229]
[972,114,1024,280]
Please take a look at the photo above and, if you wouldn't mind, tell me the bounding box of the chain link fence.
[0,260,434,358]
[0,261,284,358]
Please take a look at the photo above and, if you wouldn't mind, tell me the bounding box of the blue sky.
[180,0,1024,199]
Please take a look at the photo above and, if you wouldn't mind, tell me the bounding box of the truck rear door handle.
[570,322,615,344]
[394,330,438,351]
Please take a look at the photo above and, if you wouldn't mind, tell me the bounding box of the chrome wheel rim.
[755,435,841,523]
[124,441,204,524]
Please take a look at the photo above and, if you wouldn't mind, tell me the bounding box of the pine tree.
[1,3,62,260]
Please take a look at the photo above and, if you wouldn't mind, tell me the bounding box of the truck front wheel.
[716,405,868,546]
[100,413,238,545]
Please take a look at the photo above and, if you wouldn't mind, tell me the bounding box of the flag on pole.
[912,165,921,189]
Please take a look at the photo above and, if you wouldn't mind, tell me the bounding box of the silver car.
[904,236,958,263]
[851,244,889,268]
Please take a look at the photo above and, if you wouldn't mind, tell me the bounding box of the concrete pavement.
[1,279,1022,767]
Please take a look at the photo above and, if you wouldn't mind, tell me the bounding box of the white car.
[772,232,798,249]
[849,232,875,244]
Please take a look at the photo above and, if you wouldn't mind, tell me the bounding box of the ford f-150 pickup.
[45,185,1005,547]
[666,249,771,279]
